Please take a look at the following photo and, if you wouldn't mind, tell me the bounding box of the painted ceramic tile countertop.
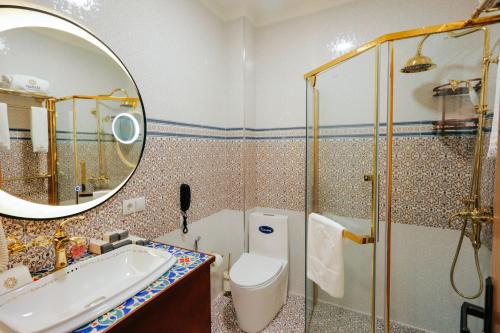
[30,242,212,333]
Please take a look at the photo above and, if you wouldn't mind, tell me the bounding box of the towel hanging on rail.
[30,106,48,153]
[488,62,500,157]
[307,213,345,298]
[0,103,10,150]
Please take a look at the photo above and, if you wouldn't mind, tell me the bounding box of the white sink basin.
[0,244,177,333]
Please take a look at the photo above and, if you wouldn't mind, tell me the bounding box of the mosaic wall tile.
[316,128,495,245]
[1,126,245,272]
[252,139,306,211]
[0,140,49,204]
[1,119,496,272]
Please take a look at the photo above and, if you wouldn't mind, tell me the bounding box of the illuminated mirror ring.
[112,113,140,144]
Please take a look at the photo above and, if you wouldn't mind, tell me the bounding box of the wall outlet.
[135,197,146,211]
[123,199,136,215]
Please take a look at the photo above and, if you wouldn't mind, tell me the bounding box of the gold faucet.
[53,215,86,271]
[6,216,86,272]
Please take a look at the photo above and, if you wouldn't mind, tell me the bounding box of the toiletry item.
[5,74,50,94]
[89,238,113,255]
[118,230,129,240]
[0,103,10,150]
[103,229,129,242]
[102,231,120,243]
[30,106,48,153]
[0,266,32,295]
[70,238,87,260]
[127,235,146,246]
[112,239,132,249]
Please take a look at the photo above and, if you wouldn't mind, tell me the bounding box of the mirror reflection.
[0,27,145,207]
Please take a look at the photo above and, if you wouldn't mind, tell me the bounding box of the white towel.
[31,106,48,153]
[488,62,500,158]
[0,103,10,150]
[5,74,50,94]
[307,213,345,298]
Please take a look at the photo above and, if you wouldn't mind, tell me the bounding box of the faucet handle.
[27,235,52,248]
[7,236,26,254]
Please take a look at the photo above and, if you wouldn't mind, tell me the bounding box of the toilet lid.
[230,253,285,288]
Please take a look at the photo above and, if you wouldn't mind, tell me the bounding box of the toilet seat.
[230,253,284,288]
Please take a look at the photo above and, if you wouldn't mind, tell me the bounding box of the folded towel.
[0,103,10,150]
[0,75,10,89]
[0,266,32,295]
[488,63,500,158]
[307,213,345,298]
[31,106,48,153]
[4,74,50,94]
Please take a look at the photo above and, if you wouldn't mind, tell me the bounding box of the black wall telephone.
[180,184,191,234]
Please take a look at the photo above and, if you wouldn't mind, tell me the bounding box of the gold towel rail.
[343,230,374,245]
[0,87,52,100]
[0,174,51,183]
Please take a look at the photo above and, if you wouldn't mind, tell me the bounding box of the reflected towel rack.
[0,87,51,100]
[0,174,51,183]
[343,230,374,245]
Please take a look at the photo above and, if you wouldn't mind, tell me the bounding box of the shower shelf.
[432,117,479,131]
[432,78,481,131]
[432,78,481,97]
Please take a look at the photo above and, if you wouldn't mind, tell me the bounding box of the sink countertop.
[30,241,214,333]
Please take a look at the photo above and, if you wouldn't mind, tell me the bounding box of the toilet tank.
[249,212,288,261]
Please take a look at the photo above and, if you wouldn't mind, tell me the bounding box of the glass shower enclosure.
[305,16,500,333]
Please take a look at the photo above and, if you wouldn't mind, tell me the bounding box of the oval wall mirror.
[0,6,146,220]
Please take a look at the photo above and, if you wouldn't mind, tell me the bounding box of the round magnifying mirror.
[112,113,140,144]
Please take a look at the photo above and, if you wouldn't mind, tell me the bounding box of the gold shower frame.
[304,12,500,333]
[0,88,138,206]
[55,93,139,199]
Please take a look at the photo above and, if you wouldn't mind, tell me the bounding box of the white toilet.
[230,212,288,333]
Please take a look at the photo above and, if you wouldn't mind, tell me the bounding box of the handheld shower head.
[400,35,436,73]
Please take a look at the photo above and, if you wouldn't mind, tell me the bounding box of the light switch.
[123,199,135,215]
[135,197,146,211]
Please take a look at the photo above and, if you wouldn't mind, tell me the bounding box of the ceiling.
[200,0,359,27]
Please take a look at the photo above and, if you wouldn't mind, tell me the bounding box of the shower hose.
[449,216,483,299]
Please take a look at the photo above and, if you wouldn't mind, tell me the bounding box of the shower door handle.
[364,174,378,242]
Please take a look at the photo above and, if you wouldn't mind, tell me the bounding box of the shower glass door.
[305,47,383,332]
[386,25,500,333]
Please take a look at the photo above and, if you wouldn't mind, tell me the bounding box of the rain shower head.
[400,35,436,73]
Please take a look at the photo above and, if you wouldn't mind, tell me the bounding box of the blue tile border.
[7,117,492,143]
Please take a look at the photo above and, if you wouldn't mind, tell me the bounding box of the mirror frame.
[0,5,146,220]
